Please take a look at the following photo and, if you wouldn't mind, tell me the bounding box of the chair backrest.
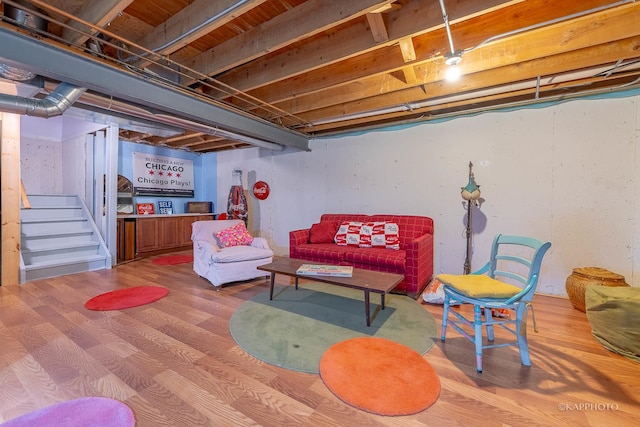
[487,234,551,303]
[191,219,243,243]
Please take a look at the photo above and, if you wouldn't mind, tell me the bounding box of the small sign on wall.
[252,181,270,200]
[136,203,155,215]
[158,201,173,215]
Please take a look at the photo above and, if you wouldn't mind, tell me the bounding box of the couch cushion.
[293,243,352,263]
[309,221,340,244]
[436,274,522,298]
[212,245,273,263]
[343,247,406,269]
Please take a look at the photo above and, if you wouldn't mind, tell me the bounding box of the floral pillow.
[214,222,253,247]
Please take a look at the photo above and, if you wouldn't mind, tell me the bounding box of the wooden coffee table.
[257,258,404,326]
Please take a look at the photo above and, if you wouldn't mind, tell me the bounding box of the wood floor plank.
[1,250,639,426]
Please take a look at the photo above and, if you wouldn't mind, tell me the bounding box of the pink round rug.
[0,397,135,427]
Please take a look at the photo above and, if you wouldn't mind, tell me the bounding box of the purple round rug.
[0,397,135,427]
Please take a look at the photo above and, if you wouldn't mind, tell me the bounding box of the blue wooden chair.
[438,234,551,373]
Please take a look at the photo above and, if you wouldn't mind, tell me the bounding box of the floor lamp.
[461,162,481,274]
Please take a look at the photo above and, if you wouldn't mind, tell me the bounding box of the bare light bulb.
[444,51,463,82]
[446,65,461,81]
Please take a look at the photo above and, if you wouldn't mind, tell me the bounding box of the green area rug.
[229,282,438,373]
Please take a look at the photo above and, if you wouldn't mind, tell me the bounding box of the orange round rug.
[319,337,440,416]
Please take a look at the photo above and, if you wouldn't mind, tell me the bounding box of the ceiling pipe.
[0,82,86,117]
[438,0,462,66]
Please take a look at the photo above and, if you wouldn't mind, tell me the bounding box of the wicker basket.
[565,267,629,312]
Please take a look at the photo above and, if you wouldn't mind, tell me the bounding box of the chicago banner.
[133,153,194,197]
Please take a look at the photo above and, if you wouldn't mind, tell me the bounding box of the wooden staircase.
[20,194,112,283]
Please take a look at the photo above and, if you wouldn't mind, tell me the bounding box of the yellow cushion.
[436,274,522,299]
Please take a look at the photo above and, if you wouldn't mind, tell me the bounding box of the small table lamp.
[461,162,481,274]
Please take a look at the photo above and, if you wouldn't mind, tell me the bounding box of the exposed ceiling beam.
[162,132,206,144]
[296,37,640,124]
[55,0,134,46]
[277,35,640,119]
[0,25,309,151]
[366,13,388,43]
[240,0,640,112]
[185,0,395,84]
[217,0,519,93]
[398,37,418,84]
[133,0,267,66]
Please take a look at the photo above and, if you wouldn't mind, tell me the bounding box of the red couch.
[289,214,434,299]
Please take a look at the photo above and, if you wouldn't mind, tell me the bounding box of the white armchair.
[191,219,273,288]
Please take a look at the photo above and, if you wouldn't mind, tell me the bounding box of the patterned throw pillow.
[334,221,363,246]
[357,222,379,248]
[373,222,400,250]
[334,221,400,250]
[214,222,253,247]
[359,222,400,250]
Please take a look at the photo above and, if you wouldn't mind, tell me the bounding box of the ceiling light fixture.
[444,51,462,67]
[439,0,463,81]
[444,51,463,81]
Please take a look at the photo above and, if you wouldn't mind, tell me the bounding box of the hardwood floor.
[1,251,639,426]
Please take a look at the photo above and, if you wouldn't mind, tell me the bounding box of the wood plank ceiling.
[1,0,639,152]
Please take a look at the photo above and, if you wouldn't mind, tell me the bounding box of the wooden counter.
[117,214,214,263]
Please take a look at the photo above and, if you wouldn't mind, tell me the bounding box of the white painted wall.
[20,136,63,194]
[20,115,105,195]
[216,94,640,296]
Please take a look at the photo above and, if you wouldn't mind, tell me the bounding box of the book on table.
[296,264,353,277]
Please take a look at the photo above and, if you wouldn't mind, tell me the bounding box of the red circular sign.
[252,181,270,200]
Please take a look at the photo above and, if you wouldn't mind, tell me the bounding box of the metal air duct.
[1,0,47,81]
[0,83,86,117]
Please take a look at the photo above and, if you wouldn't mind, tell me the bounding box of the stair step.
[22,241,100,254]
[21,204,81,210]
[21,206,83,220]
[21,230,96,250]
[21,217,88,224]
[23,255,110,282]
[20,194,112,283]
[22,242,102,265]
[21,229,94,239]
[24,194,80,207]
[21,218,89,235]
[24,254,108,270]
